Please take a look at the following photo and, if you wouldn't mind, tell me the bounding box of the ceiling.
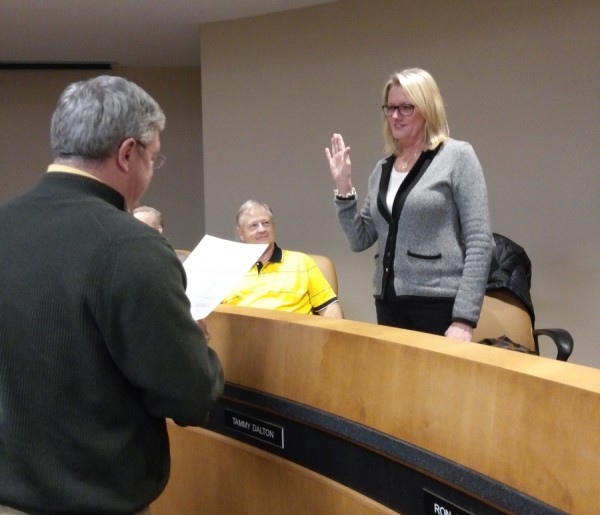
[0,0,334,68]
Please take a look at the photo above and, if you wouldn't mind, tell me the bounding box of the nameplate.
[224,408,285,449]
[423,490,473,515]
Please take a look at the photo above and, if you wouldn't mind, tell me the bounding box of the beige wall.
[200,0,600,366]
[0,0,598,367]
[0,67,205,250]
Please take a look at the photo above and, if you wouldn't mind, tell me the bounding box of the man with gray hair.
[0,76,223,514]
[133,205,164,233]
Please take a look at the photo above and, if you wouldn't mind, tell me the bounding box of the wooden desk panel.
[155,305,600,513]
[152,424,397,515]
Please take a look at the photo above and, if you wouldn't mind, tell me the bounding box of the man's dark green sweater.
[0,172,223,514]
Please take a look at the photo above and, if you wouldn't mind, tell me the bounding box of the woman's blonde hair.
[382,68,449,154]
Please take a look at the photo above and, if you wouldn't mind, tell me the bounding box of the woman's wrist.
[333,181,353,194]
[334,186,356,199]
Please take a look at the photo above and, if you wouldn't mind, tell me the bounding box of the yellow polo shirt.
[222,245,338,314]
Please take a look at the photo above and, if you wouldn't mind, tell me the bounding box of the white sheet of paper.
[183,234,267,320]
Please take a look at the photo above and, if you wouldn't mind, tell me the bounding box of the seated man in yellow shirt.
[222,200,343,318]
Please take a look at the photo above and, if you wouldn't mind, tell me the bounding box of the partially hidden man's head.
[133,205,164,233]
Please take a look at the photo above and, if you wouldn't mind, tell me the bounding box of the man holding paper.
[0,75,223,515]
[222,199,343,318]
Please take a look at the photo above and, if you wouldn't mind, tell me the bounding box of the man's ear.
[117,138,137,171]
[236,226,244,242]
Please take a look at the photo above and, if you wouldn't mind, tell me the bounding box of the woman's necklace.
[396,149,422,171]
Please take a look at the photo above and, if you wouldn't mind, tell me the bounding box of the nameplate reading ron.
[224,408,285,449]
[423,490,473,515]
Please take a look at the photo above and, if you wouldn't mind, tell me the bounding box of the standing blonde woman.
[325,68,493,341]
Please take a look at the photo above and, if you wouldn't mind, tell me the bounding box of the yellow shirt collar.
[47,164,103,183]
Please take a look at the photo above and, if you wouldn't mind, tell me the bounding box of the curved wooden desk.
[152,305,600,514]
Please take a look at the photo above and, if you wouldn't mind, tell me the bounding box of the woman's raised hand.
[325,133,352,194]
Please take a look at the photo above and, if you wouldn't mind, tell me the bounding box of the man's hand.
[197,319,211,342]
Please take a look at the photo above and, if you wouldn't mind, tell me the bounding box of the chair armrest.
[534,328,574,361]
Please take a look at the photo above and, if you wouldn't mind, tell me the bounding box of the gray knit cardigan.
[335,139,493,325]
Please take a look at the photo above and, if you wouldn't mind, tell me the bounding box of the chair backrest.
[487,233,535,323]
[307,254,338,295]
[472,289,536,352]
[175,249,191,263]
